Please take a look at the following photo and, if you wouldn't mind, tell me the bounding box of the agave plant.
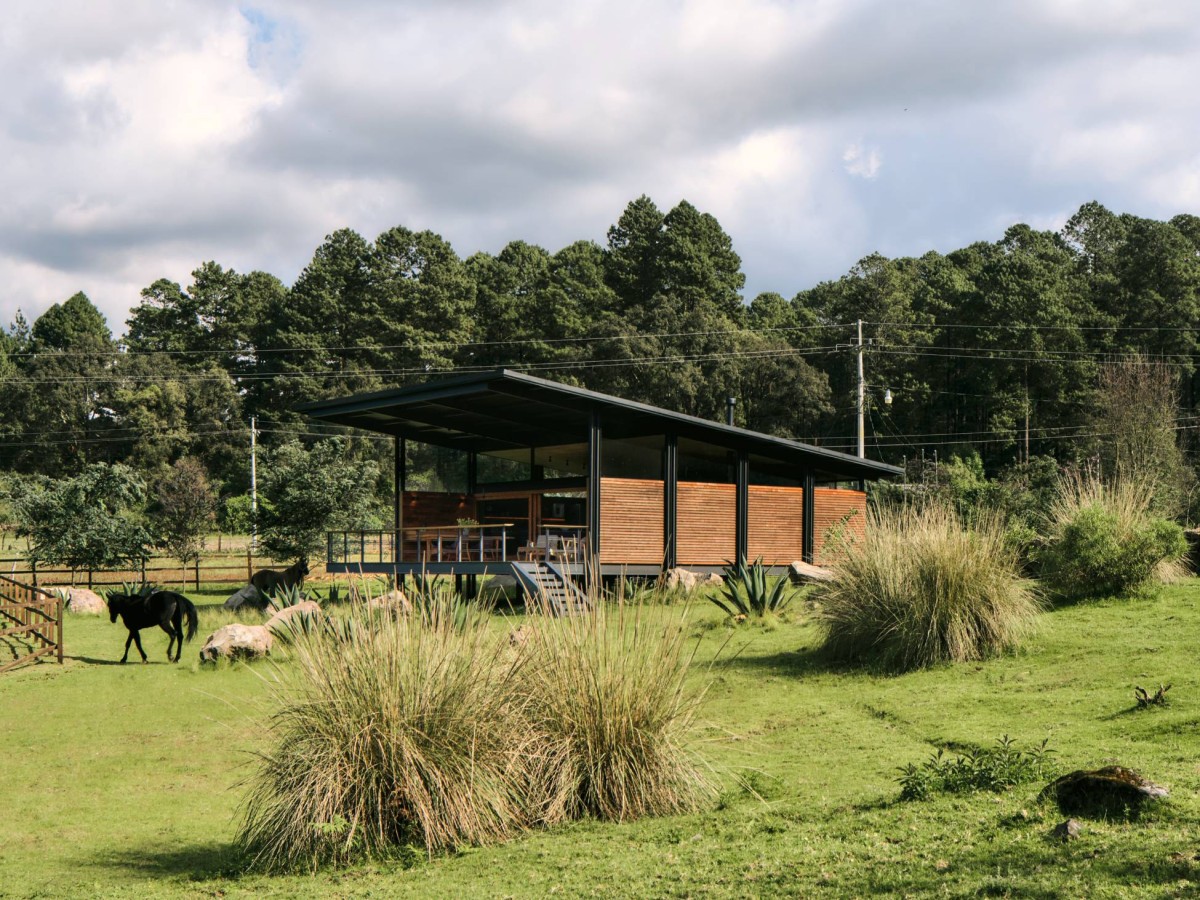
[265,583,309,613]
[708,557,793,618]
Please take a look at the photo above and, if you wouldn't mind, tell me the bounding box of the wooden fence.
[0,549,315,591]
[0,574,62,673]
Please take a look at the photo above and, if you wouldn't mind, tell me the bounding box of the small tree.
[154,457,216,586]
[10,464,153,584]
[259,439,380,564]
[1095,356,1194,517]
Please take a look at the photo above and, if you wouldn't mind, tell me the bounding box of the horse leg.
[121,631,134,663]
[132,629,148,663]
[161,622,177,662]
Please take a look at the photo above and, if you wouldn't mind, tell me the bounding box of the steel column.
[802,468,816,564]
[735,451,749,565]
[663,434,678,570]
[587,410,602,558]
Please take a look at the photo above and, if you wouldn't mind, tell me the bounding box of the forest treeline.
[2,196,1199,509]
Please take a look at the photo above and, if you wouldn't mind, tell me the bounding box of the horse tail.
[181,597,199,642]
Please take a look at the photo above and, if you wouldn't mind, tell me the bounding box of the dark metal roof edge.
[300,368,903,478]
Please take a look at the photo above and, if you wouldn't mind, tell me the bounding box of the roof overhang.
[298,369,902,481]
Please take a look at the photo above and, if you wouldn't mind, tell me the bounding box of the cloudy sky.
[2,0,1197,334]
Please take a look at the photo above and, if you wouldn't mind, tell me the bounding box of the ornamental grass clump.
[519,599,713,823]
[236,598,531,872]
[815,503,1041,672]
[1038,472,1187,601]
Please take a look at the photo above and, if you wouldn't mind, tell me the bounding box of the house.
[300,369,900,601]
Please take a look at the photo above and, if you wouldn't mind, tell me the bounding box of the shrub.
[708,557,794,619]
[237,602,530,871]
[815,503,1041,672]
[239,588,714,871]
[898,736,1056,801]
[1037,473,1187,600]
[518,602,713,823]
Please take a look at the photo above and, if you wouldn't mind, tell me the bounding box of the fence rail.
[0,574,62,673]
[0,550,316,590]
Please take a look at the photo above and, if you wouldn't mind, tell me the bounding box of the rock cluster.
[199,624,274,662]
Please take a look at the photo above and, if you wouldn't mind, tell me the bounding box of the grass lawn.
[3,581,1200,898]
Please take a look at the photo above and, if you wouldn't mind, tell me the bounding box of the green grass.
[3,582,1200,897]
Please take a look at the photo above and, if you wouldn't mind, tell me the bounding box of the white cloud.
[843,143,882,180]
[0,0,1198,331]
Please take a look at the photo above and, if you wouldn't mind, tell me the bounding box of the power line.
[3,321,854,360]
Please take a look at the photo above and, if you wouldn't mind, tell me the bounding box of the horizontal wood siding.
[677,481,736,565]
[813,488,867,564]
[599,477,664,565]
[747,485,804,564]
[747,486,867,564]
[402,492,475,529]
[591,480,867,567]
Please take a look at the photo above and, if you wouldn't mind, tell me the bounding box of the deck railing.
[328,524,590,567]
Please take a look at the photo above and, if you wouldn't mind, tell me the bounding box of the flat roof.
[298,369,902,481]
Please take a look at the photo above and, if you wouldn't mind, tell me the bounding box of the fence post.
[194,559,200,592]
[247,549,253,583]
[56,592,63,664]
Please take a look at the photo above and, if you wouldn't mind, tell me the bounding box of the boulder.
[223,583,268,611]
[367,589,411,613]
[60,588,107,615]
[662,568,721,592]
[1051,819,1082,843]
[199,624,274,663]
[787,561,834,585]
[1040,767,1168,818]
[265,600,323,635]
[508,624,534,648]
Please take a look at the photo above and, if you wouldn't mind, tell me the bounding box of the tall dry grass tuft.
[816,502,1041,672]
[236,598,531,872]
[518,599,713,823]
[1038,470,1188,600]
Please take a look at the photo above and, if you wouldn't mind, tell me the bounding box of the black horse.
[251,559,309,598]
[106,590,198,663]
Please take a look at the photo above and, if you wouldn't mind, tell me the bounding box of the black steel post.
[467,450,478,496]
[663,433,678,570]
[802,468,816,564]
[587,410,602,558]
[735,451,749,565]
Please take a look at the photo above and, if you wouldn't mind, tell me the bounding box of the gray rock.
[59,588,107,615]
[787,561,834,584]
[265,600,323,635]
[223,583,267,611]
[199,624,274,662]
[662,568,721,592]
[367,588,411,613]
[1051,819,1082,842]
[1040,766,1169,818]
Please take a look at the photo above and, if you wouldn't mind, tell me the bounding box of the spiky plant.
[815,503,1041,672]
[237,602,531,871]
[517,599,713,823]
[708,557,794,619]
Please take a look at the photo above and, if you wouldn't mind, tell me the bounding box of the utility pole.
[856,319,865,459]
[249,415,258,552]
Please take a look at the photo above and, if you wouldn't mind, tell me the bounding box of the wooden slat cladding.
[747,485,803,564]
[402,492,476,529]
[599,477,664,564]
[746,486,867,564]
[677,481,736,565]
[812,488,867,564]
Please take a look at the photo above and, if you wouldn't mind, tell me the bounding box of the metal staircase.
[512,560,590,616]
